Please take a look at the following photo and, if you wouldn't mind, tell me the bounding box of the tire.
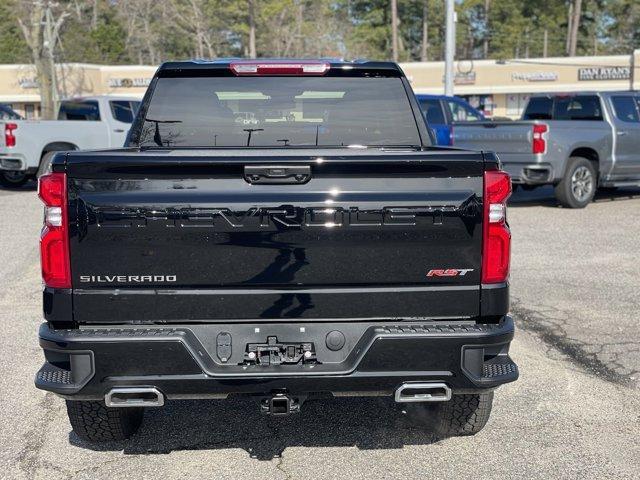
[0,170,29,188]
[66,400,143,442]
[406,392,494,438]
[554,157,597,208]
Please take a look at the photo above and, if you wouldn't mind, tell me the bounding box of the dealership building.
[1,50,639,119]
[401,49,640,118]
[0,63,156,119]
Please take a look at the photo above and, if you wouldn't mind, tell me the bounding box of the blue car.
[415,94,485,146]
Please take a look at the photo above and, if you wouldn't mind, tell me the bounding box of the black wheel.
[406,392,494,438]
[431,392,494,437]
[66,400,143,442]
[0,170,29,188]
[554,157,596,208]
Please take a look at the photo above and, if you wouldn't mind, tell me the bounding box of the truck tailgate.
[453,121,534,154]
[66,149,485,323]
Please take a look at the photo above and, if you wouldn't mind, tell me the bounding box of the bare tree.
[172,0,216,59]
[260,2,304,58]
[301,0,347,58]
[565,1,573,54]
[567,0,582,56]
[116,0,165,64]
[17,1,70,119]
[91,0,98,30]
[248,0,256,58]
[391,0,399,62]
[483,0,490,59]
[420,1,428,61]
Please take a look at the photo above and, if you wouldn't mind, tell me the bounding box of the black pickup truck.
[35,59,518,442]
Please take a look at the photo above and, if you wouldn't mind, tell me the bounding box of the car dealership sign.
[108,77,152,88]
[511,72,558,82]
[18,78,39,89]
[578,66,630,81]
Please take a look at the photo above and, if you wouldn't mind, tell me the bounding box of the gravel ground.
[0,182,638,480]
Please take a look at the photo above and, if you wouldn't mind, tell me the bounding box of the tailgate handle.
[244,165,311,184]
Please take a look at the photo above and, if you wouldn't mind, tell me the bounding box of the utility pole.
[631,51,635,92]
[565,1,573,55]
[391,0,399,62]
[444,0,456,96]
[592,11,598,55]
[483,0,490,59]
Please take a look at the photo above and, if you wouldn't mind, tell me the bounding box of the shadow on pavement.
[508,185,640,208]
[0,181,37,192]
[69,396,438,459]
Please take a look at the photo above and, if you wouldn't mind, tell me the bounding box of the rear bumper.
[35,317,518,400]
[496,153,559,184]
[0,153,28,171]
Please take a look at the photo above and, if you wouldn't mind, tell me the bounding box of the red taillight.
[532,124,547,154]
[230,61,330,76]
[482,170,511,284]
[4,122,17,147]
[38,173,71,288]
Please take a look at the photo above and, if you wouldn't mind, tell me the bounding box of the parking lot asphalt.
[0,183,638,480]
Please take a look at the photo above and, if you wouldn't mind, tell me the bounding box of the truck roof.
[415,94,468,101]
[528,90,639,98]
[63,95,143,101]
[156,59,405,78]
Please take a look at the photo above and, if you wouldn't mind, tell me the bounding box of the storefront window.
[24,104,35,119]
[506,94,531,118]
[461,95,494,117]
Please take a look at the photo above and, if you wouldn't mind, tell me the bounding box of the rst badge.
[427,269,474,277]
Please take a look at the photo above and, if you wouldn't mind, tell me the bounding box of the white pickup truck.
[0,96,140,187]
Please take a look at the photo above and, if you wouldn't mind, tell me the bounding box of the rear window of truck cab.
[58,100,100,121]
[523,95,603,121]
[554,95,602,120]
[134,76,422,148]
[522,97,553,120]
[110,100,141,123]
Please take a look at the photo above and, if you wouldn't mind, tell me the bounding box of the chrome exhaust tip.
[394,382,451,403]
[105,387,164,408]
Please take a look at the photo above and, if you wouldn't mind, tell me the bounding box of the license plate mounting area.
[244,336,318,366]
